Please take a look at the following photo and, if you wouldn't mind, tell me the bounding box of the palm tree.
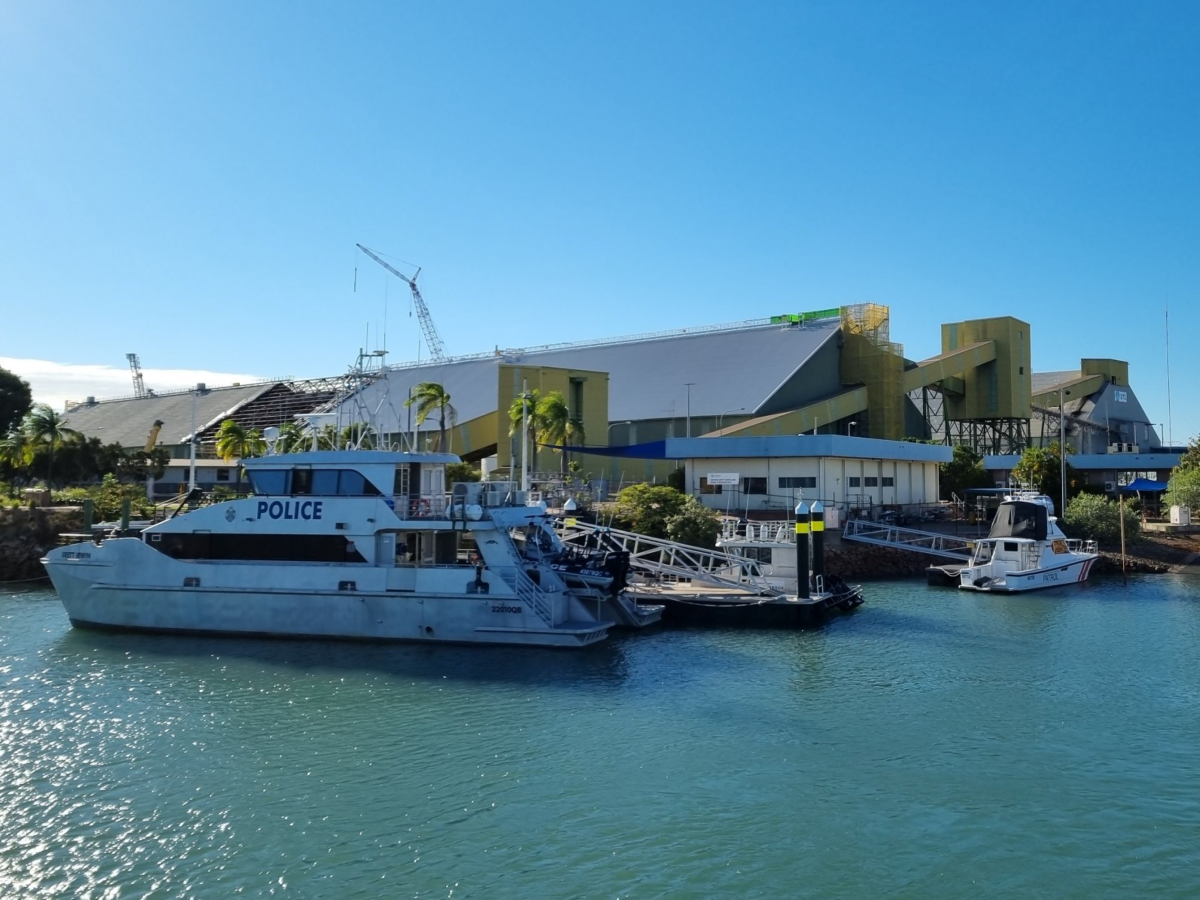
[23,403,78,489]
[537,391,572,473]
[215,419,266,493]
[508,388,544,476]
[565,418,586,470]
[405,382,457,452]
[276,421,309,454]
[0,429,31,493]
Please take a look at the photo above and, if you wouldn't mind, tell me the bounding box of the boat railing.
[487,565,555,625]
[1065,538,1099,554]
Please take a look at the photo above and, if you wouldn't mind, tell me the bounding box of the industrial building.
[59,304,1177,506]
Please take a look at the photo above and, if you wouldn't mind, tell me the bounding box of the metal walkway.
[841,519,972,561]
[555,520,784,597]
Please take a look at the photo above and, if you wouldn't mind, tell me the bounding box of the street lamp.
[718,407,745,433]
[684,383,695,438]
[848,420,857,437]
[607,420,633,445]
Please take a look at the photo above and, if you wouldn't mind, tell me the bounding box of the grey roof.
[62,383,276,448]
[1031,370,1081,394]
[343,319,842,433]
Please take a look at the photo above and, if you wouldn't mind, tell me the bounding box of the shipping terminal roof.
[344,318,843,433]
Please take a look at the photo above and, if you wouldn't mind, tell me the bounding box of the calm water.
[2,576,1199,899]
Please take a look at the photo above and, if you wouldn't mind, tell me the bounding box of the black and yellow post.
[811,500,825,591]
[794,501,810,599]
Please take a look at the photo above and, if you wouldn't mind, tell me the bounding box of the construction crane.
[356,244,447,362]
[127,353,147,398]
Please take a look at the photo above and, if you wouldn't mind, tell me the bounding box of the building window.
[864,477,879,487]
[847,477,861,488]
[882,477,895,487]
[216,469,230,482]
[742,477,767,495]
[699,477,722,495]
[778,476,817,489]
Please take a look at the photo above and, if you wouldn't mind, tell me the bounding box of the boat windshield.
[247,467,383,497]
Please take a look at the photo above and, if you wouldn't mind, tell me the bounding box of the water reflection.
[52,624,633,689]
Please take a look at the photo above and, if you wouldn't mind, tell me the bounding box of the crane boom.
[356,244,447,361]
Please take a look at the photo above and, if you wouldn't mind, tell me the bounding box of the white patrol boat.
[42,450,618,648]
[959,494,1099,593]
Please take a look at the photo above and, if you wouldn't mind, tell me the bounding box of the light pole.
[1058,387,1072,517]
[718,407,745,433]
[684,383,695,438]
[607,420,632,445]
[848,420,857,437]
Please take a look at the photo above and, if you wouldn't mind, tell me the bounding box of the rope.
[0,574,51,585]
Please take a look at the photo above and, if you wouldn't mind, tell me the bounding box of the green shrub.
[611,484,689,539]
[665,498,722,549]
[1063,493,1140,545]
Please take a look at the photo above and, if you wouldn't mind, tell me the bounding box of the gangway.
[842,519,972,560]
[555,520,784,597]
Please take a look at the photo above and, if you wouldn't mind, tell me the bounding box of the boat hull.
[649,586,863,628]
[958,555,1098,593]
[44,542,609,649]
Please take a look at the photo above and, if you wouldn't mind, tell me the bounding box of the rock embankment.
[0,507,83,582]
[822,541,932,580]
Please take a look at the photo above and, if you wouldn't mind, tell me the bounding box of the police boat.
[42,450,621,648]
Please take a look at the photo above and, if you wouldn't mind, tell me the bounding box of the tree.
[537,391,572,472]
[0,367,32,436]
[446,461,481,484]
[276,422,309,454]
[665,497,722,549]
[1176,435,1200,472]
[939,444,992,500]
[406,382,457,452]
[0,429,31,493]
[508,388,544,475]
[1012,442,1078,507]
[215,419,266,493]
[23,403,78,489]
[1165,466,1200,510]
[1063,493,1140,545]
[611,484,691,539]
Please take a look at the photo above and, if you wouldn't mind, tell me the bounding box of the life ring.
[416,498,431,516]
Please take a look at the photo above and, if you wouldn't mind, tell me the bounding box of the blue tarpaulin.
[540,441,675,460]
[1122,478,1167,492]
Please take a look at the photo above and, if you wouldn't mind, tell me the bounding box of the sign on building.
[705,473,741,486]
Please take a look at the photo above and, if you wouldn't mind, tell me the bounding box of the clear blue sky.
[2,1,1197,443]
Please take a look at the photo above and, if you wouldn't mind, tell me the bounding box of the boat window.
[292,468,313,495]
[248,469,288,496]
[311,470,340,495]
[974,542,993,563]
[1004,542,1019,552]
[339,470,379,496]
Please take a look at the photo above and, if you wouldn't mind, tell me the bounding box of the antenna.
[1165,298,1174,447]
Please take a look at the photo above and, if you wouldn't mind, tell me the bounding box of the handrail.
[842,519,972,561]
[555,520,783,596]
[488,565,555,625]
